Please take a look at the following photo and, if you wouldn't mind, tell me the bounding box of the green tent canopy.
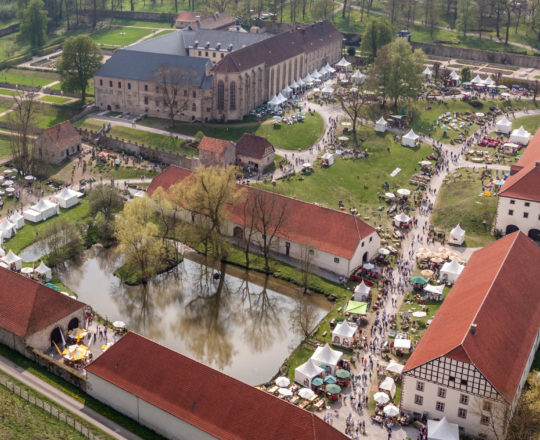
[335,369,351,379]
[326,384,342,394]
[410,276,428,285]
[346,300,368,315]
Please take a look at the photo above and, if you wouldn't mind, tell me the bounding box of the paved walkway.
[0,353,143,440]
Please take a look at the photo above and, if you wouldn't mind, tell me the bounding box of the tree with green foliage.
[360,18,394,60]
[369,39,425,110]
[87,184,125,245]
[57,35,103,104]
[20,0,48,51]
[39,217,83,266]
[460,65,472,83]
[456,0,478,37]
[423,0,441,37]
[311,0,334,20]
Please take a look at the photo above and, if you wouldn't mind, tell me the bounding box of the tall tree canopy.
[21,0,48,51]
[360,18,394,60]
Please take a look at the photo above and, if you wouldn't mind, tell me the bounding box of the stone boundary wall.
[83,9,176,23]
[79,128,200,169]
[411,42,540,69]
[31,348,87,390]
[0,23,20,38]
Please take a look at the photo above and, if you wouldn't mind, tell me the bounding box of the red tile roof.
[0,268,85,338]
[236,133,274,159]
[499,127,540,202]
[197,136,234,155]
[41,121,81,149]
[176,11,206,23]
[403,232,540,402]
[147,166,377,259]
[87,332,348,440]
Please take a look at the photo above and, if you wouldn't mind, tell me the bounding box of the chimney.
[470,323,477,336]
[536,161,540,168]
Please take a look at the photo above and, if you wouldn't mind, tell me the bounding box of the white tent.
[325,62,336,73]
[402,129,419,147]
[449,224,466,245]
[332,321,358,348]
[335,57,351,71]
[423,66,432,79]
[276,93,287,104]
[33,199,59,220]
[8,211,24,230]
[379,376,396,398]
[297,78,305,87]
[23,208,42,223]
[319,65,329,76]
[424,283,445,300]
[35,261,52,281]
[54,187,82,209]
[311,69,321,79]
[393,212,411,227]
[311,343,343,373]
[394,338,412,351]
[0,218,16,239]
[321,152,334,166]
[495,116,512,134]
[268,95,281,107]
[510,125,531,145]
[449,70,460,82]
[322,85,333,95]
[351,70,366,84]
[290,80,299,90]
[303,73,313,84]
[375,117,388,133]
[483,76,495,87]
[427,417,460,440]
[354,281,371,301]
[385,360,404,375]
[2,249,22,270]
[294,358,324,387]
[471,74,484,85]
[440,259,465,284]
[282,85,292,97]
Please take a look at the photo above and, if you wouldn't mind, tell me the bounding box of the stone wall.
[79,128,200,169]
[0,23,20,38]
[31,348,87,390]
[412,42,540,69]
[83,9,176,23]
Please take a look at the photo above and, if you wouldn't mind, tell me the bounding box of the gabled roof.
[147,166,377,259]
[87,332,347,440]
[0,267,84,338]
[214,20,342,73]
[404,232,540,402]
[197,136,234,154]
[235,133,274,159]
[41,121,80,149]
[176,11,206,23]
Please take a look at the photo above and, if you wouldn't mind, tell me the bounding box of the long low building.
[0,267,85,355]
[401,232,540,440]
[495,126,540,241]
[147,166,381,277]
[86,332,348,440]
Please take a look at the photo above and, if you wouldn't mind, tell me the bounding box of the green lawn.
[431,169,497,248]
[0,69,59,88]
[3,200,90,254]
[0,133,12,160]
[48,81,94,98]
[39,95,72,104]
[90,26,155,47]
[254,113,324,150]
[0,102,82,129]
[332,9,382,34]
[509,114,540,135]
[256,126,434,225]
[110,19,174,28]
[0,98,13,112]
[75,118,198,156]
[0,88,17,96]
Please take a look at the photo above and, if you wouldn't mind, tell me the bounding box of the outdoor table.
[268,385,278,394]
[298,400,310,409]
[313,399,325,410]
[290,395,300,405]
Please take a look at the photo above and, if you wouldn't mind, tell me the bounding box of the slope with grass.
[0,133,12,160]
[0,69,59,87]
[508,114,540,135]
[90,26,155,47]
[431,169,497,248]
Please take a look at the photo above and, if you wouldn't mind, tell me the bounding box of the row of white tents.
[294,343,344,387]
[495,116,532,144]
[423,67,460,84]
[22,188,82,224]
[0,247,52,280]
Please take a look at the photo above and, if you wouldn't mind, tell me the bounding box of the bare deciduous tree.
[152,64,190,128]
[290,293,319,338]
[336,86,368,145]
[9,91,37,176]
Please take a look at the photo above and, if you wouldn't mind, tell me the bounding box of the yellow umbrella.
[101,342,113,352]
[68,328,88,342]
[421,269,434,278]
[63,345,89,361]
[418,247,431,254]
[430,257,443,264]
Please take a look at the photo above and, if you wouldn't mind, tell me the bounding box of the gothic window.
[230,82,236,110]
[217,81,225,111]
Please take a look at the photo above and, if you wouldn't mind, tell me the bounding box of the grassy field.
[90,26,155,47]
[0,98,13,112]
[0,102,81,129]
[254,113,324,150]
[110,19,174,28]
[39,95,72,104]
[509,114,540,135]
[139,112,324,149]
[256,126,434,225]
[3,200,90,254]
[76,118,198,156]
[0,69,59,87]
[431,169,498,248]
[0,87,18,96]
[0,133,12,160]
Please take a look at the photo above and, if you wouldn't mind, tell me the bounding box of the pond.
[56,246,331,385]
[19,241,50,262]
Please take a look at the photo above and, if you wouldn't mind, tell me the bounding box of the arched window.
[270,69,275,96]
[276,65,280,92]
[217,81,224,111]
[230,82,236,110]
[288,60,292,84]
[294,58,298,81]
[246,75,251,108]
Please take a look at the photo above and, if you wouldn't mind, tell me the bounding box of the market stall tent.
[332,321,358,348]
[346,300,368,315]
[321,152,334,165]
[54,187,83,209]
[0,218,16,239]
[35,261,52,281]
[449,224,466,245]
[427,417,459,440]
[22,208,42,223]
[394,337,412,352]
[311,343,343,373]
[393,212,411,227]
[375,117,388,133]
[509,125,531,145]
[402,130,419,147]
[423,66,432,79]
[33,199,60,221]
[1,249,22,270]
[385,360,404,375]
[353,281,371,301]
[294,358,324,387]
[471,74,484,85]
[351,70,366,85]
[449,70,460,84]
[424,283,445,301]
[335,57,351,70]
[8,211,24,230]
[495,116,512,134]
[379,376,396,398]
[440,259,465,284]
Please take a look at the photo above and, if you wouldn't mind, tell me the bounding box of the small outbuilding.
[34,121,82,165]
[235,133,275,173]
